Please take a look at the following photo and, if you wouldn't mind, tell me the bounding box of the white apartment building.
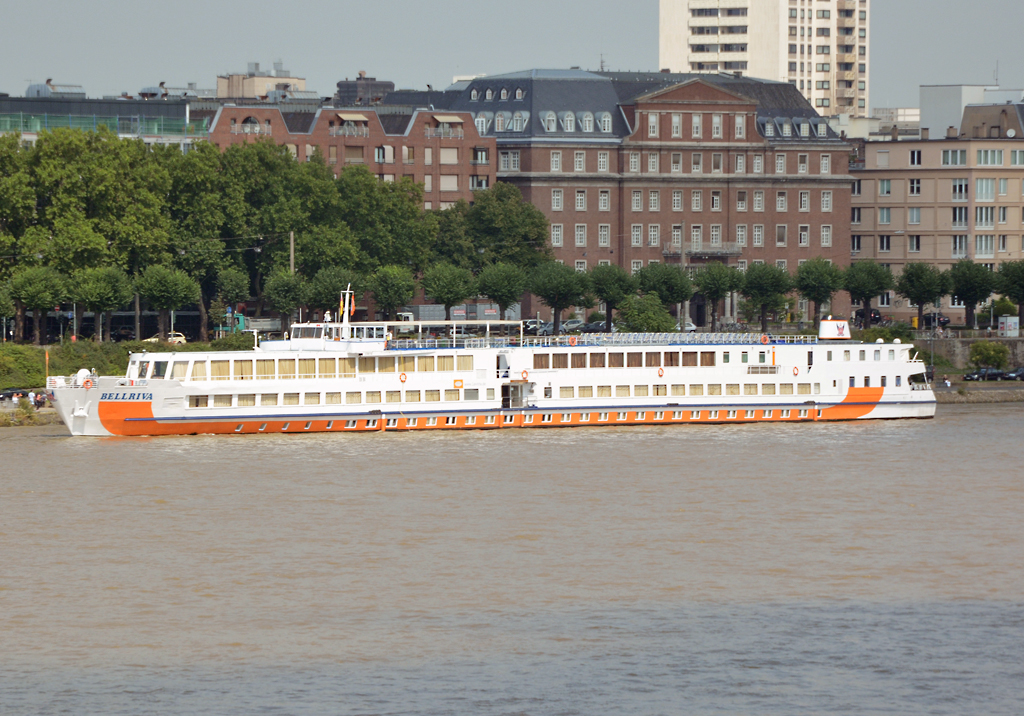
[660,0,870,116]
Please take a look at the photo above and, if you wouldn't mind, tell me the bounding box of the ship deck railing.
[388,332,818,351]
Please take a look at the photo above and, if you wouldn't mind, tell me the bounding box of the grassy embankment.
[0,333,254,391]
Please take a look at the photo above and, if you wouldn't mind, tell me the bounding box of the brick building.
[206,104,495,208]
[850,104,1024,324]
[408,69,852,323]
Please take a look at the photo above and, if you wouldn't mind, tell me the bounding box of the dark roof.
[380,89,460,110]
[379,113,413,134]
[0,95,189,118]
[281,112,317,134]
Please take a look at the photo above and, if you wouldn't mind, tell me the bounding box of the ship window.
[634,385,649,397]
[211,360,230,380]
[418,356,435,372]
[607,353,624,368]
[627,352,643,368]
[151,361,168,379]
[304,392,320,405]
[326,392,341,404]
[590,353,606,368]
[762,384,776,395]
[279,359,296,379]
[346,392,361,404]
[318,358,336,378]
[780,384,794,395]
[366,391,381,403]
[465,388,479,400]
[359,357,376,373]
[544,387,552,398]
[378,357,396,373]
[579,386,593,398]
[646,352,661,367]
[190,361,207,381]
[398,355,416,372]
[169,362,187,380]
[458,355,474,371]
[672,384,685,396]
[664,352,680,367]
[260,394,277,406]
[572,354,586,369]
[487,389,495,400]
[690,385,703,395]
[297,359,315,379]
[682,352,698,366]
[340,357,357,376]
[438,356,455,371]
[238,394,256,406]
[616,385,630,397]
[188,395,208,408]
[280,393,297,405]
[445,389,460,401]
[425,390,441,402]
[744,384,758,395]
[700,352,716,367]
[726,384,740,395]
[708,385,722,395]
[552,354,569,369]
[560,386,574,398]
[387,391,401,403]
[405,390,420,402]
[597,385,612,397]
[534,354,550,369]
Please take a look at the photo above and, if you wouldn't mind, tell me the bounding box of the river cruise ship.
[48,301,935,436]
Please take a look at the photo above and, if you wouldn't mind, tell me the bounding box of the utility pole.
[290,231,295,274]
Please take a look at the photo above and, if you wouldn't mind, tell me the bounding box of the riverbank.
[935,388,1024,404]
[0,407,64,428]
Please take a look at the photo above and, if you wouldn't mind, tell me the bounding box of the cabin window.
[346,392,361,404]
[188,395,208,408]
[597,385,612,397]
[590,353,606,368]
[398,356,416,372]
[690,385,703,396]
[378,357,396,373]
[234,360,253,380]
[609,353,624,368]
[579,386,593,398]
[707,385,721,395]
[359,357,376,373]
[366,391,381,403]
[445,389,460,401]
[672,384,685,396]
[627,352,643,367]
[387,391,401,403]
[682,352,698,367]
[465,389,480,400]
[257,360,275,379]
[634,385,649,397]
[437,356,455,372]
[560,387,574,398]
[664,352,680,367]
[211,361,230,380]
[798,384,812,395]
[700,352,716,367]
[646,352,661,367]
[572,354,586,369]
[405,390,421,402]
[458,355,474,371]
[260,394,277,406]
[763,384,776,395]
[780,384,794,395]
[418,356,435,372]
[340,358,357,376]
[151,362,168,379]
[534,354,550,369]
[283,393,300,405]
[616,385,630,397]
[279,359,296,379]
[318,358,336,378]
[425,390,441,402]
[304,393,320,405]
[238,394,256,406]
[326,392,342,404]
[726,384,740,395]
[552,354,569,369]
[744,384,758,395]
[653,385,667,396]
[214,395,232,407]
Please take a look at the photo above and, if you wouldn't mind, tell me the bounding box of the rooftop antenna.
[994,60,999,86]
[599,54,606,72]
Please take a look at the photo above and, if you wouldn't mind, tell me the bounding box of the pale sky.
[1,0,1021,111]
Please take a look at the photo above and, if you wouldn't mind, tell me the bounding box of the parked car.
[676,320,698,333]
[854,308,881,326]
[561,319,585,333]
[113,327,135,342]
[963,367,1006,381]
[582,321,608,333]
[922,313,951,328]
[537,322,556,336]
[523,319,543,335]
[142,331,187,344]
[1002,366,1024,381]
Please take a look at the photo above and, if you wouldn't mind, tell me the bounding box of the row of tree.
[0,129,551,342]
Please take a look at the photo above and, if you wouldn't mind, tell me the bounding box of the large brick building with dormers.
[405,69,854,323]
[205,103,495,208]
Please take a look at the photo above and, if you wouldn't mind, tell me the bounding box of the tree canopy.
[949,259,996,328]
[844,261,893,328]
[476,262,528,320]
[894,263,951,328]
[590,264,638,332]
[795,257,844,329]
[530,263,591,334]
[997,260,1024,323]
[741,263,793,332]
[693,262,743,332]
[420,263,477,320]
[369,265,416,321]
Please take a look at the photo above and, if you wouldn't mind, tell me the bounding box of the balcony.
[231,124,271,136]
[425,126,464,139]
[685,241,742,258]
[330,125,369,137]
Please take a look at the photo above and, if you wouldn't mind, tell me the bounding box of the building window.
[753,225,764,246]
[600,113,612,132]
[977,149,1004,166]
[563,113,575,132]
[709,224,721,246]
[499,151,519,171]
[691,225,703,247]
[976,178,995,202]
[632,190,642,212]
[649,225,660,246]
[737,191,747,211]
[776,192,787,211]
[648,113,658,137]
[799,191,809,211]
[671,113,682,137]
[999,206,1008,224]
[735,154,745,173]
[798,153,808,174]
[909,178,921,196]
[999,235,1008,252]
[691,113,702,138]
[575,190,586,211]
[575,260,587,272]
[648,153,659,172]
[942,149,967,166]
[952,179,969,202]
[550,151,561,172]
[879,235,891,252]
[672,224,683,246]
[692,190,702,211]
[671,153,683,173]
[820,154,831,174]
[598,151,609,172]
[910,150,922,166]
[598,224,611,246]
[797,225,809,246]
[735,114,745,138]
[879,179,891,196]
[599,190,610,211]
[908,207,921,225]
[776,259,787,271]
[952,206,968,228]
[550,224,563,247]
[776,225,787,246]
[631,260,643,274]
[582,113,593,132]
[692,153,703,173]
[908,235,921,253]
[976,206,995,229]
[551,189,563,211]
[649,190,660,211]
[543,113,556,132]
[851,235,861,253]
[708,191,720,211]
[736,224,747,246]
[976,234,995,258]
[775,154,786,174]
[629,153,640,173]
[712,153,723,173]
[851,207,861,224]
[879,207,891,225]
[575,224,587,247]
[712,114,722,138]
[575,151,586,172]
[820,191,832,212]
[753,190,764,212]
[998,178,1008,196]
[631,224,642,247]
[820,225,832,247]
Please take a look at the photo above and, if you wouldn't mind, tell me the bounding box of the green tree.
[420,263,477,320]
[74,266,134,341]
[894,263,951,329]
[741,263,793,333]
[590,264,638,332]
[263,271,307,336]
[529,262,590,335]
[432,201,477,269]
[969,341,1010,370]
[9,266,66,345]
[997,260,1024,323]
[844,261,894,329]
[476,262,528,321]
[305,266,362,316]
[217,267,251,306]
[795,257,845,330]
[466,182,551,269]
[635,263,693,313]
[136,265,200,340]
[369,265,416,321]
[949,259,996,329]
[693,262,744,332]
[616,293,676,333]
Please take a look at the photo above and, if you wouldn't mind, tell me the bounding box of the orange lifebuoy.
[522,370,529,380]
[761,334,770,345]
[399,372,407,383]
[82,379,93,390]
[793,366,799,376]
[569,335,577,346]
[658,367,664,377]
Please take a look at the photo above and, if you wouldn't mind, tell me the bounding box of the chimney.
[946,126,958,138]
[920,127,929,140]
[660,68,671,73]
[890,125,898,141]
[358,70,366,79]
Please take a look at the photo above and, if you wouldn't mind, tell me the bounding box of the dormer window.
[544,112,556,132]
[470,89,479,101]
[817,123,827,138]
[512,112,524,132]
[495,114,505,132]
[582,113,594,132]
[600,113,612,132]
[782,122,792,137]
[515,88,524,100]
[563,113,575,132]
[475,115,487,134]
[485,89,493,100]
[765,121,775,137]
[500,88,508,100]
[800,122,809,137]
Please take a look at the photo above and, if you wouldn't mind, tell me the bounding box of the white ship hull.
[48,324,936,437]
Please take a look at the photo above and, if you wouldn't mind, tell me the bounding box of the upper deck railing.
[388,332,818,351]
